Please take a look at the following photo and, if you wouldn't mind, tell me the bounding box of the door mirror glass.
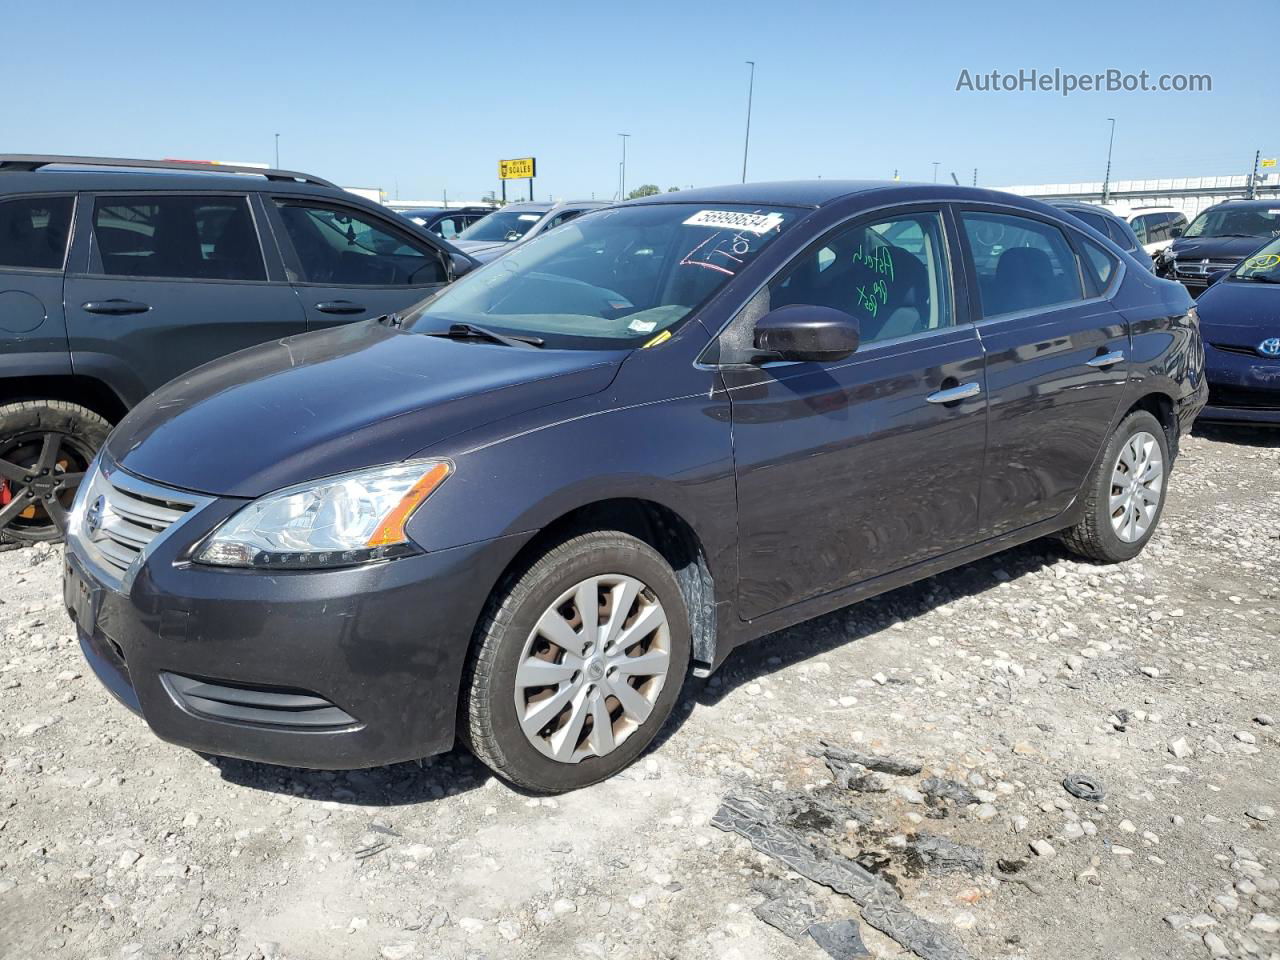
[753,304,860,363]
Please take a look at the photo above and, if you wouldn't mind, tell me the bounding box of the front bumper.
[1199,344,1280,425]
[65,502,530,770]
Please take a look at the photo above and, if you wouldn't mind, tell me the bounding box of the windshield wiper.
[1236,274,1280,283]
[425,322,544,348]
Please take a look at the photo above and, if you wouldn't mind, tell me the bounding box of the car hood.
[451,239,509,255]
[107,321,626,498]
[1196,281,1280,346]
[1172,236,1269,261]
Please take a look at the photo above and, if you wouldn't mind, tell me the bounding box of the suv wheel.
[0,401,109,544]
[1061,410,1170,563]
[462,531,691,793]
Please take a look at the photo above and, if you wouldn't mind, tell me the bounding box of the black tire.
[1061,410,1170,563]
[462,531,691,793]
[0,400,110,544]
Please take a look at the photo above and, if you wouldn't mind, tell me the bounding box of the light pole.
[931,161,940,183]
[1102,118,1116,204]
[618,133,630,200]
[742,60,755,183]
[274,133,280,168]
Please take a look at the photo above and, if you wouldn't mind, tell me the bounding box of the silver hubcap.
[1110,430,1164,543]
[514,574,671,764]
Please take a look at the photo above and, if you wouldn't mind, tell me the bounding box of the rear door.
[64,192,306,405]
[0,193,75,378]
[955,206,1130,538]
[726,206,988,619]
[267,197,453,330]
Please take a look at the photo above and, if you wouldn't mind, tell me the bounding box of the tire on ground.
[0,400,110,544]
[462,530,692,793]
[1061,409,1170,564]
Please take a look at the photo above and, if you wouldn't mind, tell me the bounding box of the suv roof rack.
[0,154,337,188]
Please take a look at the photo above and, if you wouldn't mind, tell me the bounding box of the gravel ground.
[1,423,1277,960]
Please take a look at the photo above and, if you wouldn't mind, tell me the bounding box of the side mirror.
[753,304,861,363]
[1206,269,1229,287]
[1170,226,1184,239]
[450,253,477,280]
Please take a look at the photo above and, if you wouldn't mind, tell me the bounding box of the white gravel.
[1,423,1277,960]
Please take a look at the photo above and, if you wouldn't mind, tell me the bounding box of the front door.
[724,207,988,620]
[64,192,306,405]
[266,198,453,330]
[955,207,1130,536]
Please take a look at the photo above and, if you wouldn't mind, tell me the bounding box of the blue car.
[1196,235,1280,424]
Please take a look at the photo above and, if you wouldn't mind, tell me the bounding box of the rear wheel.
[462,531,691,793]
[1061,410,1169,563]
[0,401,109,544]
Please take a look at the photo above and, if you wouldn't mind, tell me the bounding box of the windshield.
[457,209,548,243]
[1232,236,1280,280]
[404,203,799,348]
[1184,206,1280,239]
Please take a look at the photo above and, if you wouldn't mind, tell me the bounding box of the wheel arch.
[0,374,129,425]
[1123,391,1177,460]
[483,497,720,672]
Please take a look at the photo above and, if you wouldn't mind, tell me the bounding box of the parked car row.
[0,155,1270,792]
[450,199,608,262]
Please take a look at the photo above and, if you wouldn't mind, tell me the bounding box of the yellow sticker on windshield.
[643,330,672,348]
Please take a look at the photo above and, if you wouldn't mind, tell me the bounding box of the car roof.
[1202,198,1280,211]
[490,201,555,213]
[0,167,359,202]
[1045,199,1127,218]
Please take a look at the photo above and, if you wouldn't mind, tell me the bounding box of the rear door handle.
[1086,350,1126,368]
[926,382,982,404]
[81,299,150,316]
[315,301,367,315]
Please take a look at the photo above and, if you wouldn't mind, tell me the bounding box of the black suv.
[0,155,476,544]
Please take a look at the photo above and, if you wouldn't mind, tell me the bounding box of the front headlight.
[196,460,452,569]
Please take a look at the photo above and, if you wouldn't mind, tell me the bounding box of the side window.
[960,211,1084,318]
[1130,216,1150,245]
[546,209,585,230]
[435,217,462,239]
[1103,218,1136,252]
[274,201,447,286]
[1079,236,1119,293]
[92,195,265,281]
[1074,211,1110,236]
[0,195,74,270]
[770,210,953,345]
[1169,212,1188,235]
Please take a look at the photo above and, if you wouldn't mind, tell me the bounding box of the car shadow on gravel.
[657,538,1068,749]
[1191,422,1280,447]
[212,538,1068,804]
[207,747,494,807]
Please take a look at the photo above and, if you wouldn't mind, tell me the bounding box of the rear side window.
[1079,237,1120,293]
[961,211,1084,318]
[1073,211,1111,236]
[1103,218,1137,252]
[0,195,74,270]
[275,201,447,286]
[92,195,265,281]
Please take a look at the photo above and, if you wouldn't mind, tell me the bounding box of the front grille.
[74,461,208,590]
[1207,384,1280,410]
[1174,258,1238,281]
[162,673,358,729]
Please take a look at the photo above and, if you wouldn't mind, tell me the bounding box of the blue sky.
[5,0,1269,201]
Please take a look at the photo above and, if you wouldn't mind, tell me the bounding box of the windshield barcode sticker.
[684,210,784,235]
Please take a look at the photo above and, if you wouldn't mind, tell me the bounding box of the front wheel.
[462,531,691,793]
[1061,409,1170,563]
[0,401,109,544]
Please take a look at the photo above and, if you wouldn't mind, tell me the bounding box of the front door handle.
[1086,350,1126,368]
[315,301,367,315]
[82,299,150,316]
[926,381,982,405]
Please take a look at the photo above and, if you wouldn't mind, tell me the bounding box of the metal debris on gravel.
[918,777,980,807]
[907,833,986,875]
[713,787,976,960]
[814,740,924,777]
